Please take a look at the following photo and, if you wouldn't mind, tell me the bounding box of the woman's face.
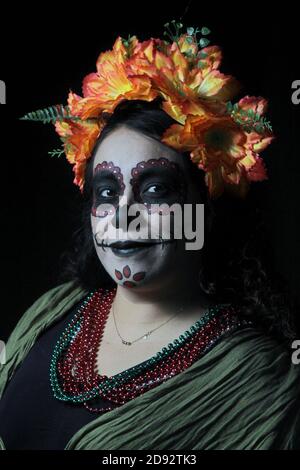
[90,125,204,291]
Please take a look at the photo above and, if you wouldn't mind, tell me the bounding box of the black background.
[0,1,299,341]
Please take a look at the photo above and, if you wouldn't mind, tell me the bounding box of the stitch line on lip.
[100,240,176,248]
[103,240,175,247]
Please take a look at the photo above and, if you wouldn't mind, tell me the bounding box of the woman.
[0,27,299,450]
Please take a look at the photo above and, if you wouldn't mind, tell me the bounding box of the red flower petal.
[123,265,131,278]
[133,272,146,281]
[115,269,123,280]
[123,281,135,288]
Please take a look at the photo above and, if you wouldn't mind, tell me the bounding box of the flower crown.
[20,21,274,199]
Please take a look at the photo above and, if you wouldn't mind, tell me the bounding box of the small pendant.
[143,333,150,340]
[122,340,132,346]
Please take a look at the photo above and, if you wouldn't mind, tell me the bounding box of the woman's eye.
[96,188,117,198]
[144,184,167,194]
[140,180,184,205]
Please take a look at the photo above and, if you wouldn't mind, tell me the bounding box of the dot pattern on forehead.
[130,157,187,213]
[91,161,125,218]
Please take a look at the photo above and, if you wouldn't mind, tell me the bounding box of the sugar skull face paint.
[130,157,187,215]
[90,125,205,290]
[92,161,125,217]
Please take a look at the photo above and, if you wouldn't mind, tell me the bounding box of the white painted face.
[90,125,204,291]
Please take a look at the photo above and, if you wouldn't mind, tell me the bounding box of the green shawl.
[0,281,300,450]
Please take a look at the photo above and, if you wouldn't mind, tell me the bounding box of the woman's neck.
[112,268,213,327]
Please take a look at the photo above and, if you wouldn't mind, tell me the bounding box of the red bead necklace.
[51,287,250,414]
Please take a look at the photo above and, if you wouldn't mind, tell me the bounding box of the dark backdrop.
[0,2,299,341]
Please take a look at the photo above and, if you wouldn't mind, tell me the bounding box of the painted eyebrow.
[92,170,120,185]
[92,165,183,184]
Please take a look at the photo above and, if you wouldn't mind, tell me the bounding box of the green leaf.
[199,38,210,48]
[48,147,65,158]
[227,101,273,134]
[185,50,194,58]
[19,104,85,124]
[187,27,194,35]
[199,51,208,59]
[197,60,206,69]
[201,27,211,36]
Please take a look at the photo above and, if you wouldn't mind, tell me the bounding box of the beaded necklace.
[50,287,250,413]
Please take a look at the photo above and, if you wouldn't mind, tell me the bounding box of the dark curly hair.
[57,100,298,343]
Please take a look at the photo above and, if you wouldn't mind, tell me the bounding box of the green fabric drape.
[0,281,300,450]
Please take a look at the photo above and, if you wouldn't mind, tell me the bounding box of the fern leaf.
[226,101,273,134]
[19,104,81,124]
[48,147,65,158]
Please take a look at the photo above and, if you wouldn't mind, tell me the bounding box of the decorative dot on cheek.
[91,204,116,218]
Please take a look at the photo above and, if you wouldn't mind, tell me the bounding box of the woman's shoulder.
[1,281,88,379]
[186,325,300,449]
[215,325,297,374]
[212,325,300,406]
[198,323,300,400]
[8,280,87,343]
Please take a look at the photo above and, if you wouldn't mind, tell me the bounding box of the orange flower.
[55,34,241,194]
[162,96,273,198]
[20,27,273,200]
[76,37,157,119]
[55,117,103,190]
[127,37,239,124]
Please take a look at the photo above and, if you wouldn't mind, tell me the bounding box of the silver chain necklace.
[112,301,184,346]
